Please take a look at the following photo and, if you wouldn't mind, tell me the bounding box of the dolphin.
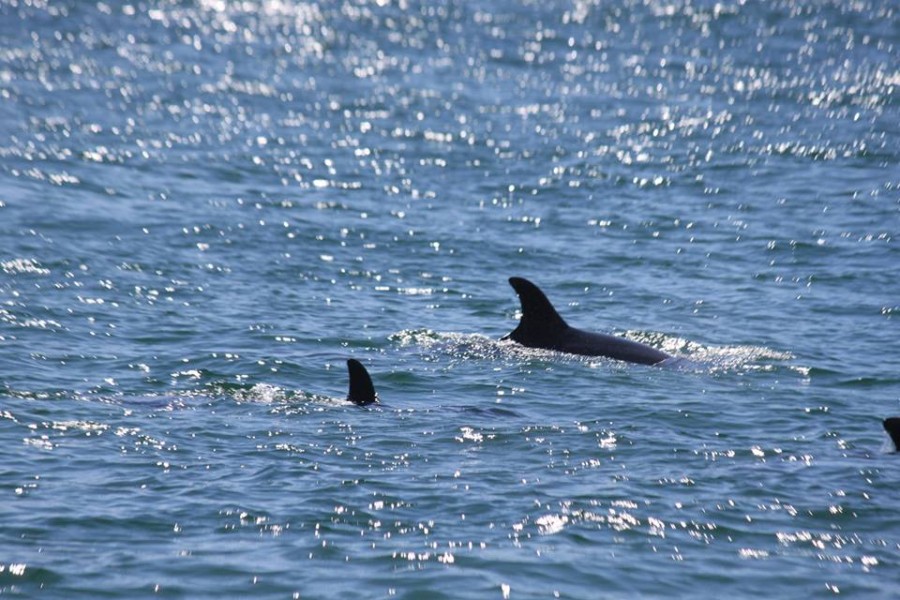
[884,418,900,452]
[346,358,378,406]
[502,277,673,365]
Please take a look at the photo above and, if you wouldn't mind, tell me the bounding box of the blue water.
[1,0,899,597]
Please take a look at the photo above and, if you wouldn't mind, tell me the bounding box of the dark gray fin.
[347,359,377,406]
[884,418,900,452]
[504,277,569,346]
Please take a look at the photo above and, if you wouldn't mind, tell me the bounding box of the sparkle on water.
[1,0,898,597]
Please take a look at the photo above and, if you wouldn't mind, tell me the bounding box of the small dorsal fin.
[505,277,569,345]
[347,359,377,406]
[884,418,900,451]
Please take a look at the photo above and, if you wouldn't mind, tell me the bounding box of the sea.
[1,0,898,597]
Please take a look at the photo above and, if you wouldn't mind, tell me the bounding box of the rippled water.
[1,0,898,597]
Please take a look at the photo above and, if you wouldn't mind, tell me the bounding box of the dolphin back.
[503,276,671,365]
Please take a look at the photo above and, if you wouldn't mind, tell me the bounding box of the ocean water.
[1,0,898,597]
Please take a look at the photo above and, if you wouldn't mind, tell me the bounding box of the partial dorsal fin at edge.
[884,418,900,452]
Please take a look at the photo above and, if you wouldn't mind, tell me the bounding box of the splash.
[392,328,794,374]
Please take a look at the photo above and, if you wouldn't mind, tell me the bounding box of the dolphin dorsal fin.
[506,277,569,345]
[347,359,377,406]
[884,418,900,452]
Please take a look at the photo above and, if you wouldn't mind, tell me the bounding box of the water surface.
[1,0,899,597]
